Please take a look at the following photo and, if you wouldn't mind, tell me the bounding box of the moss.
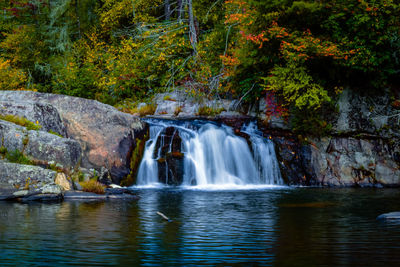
[0,146,7,157]
[49,130,63,137]
[163,95,176,101]
[0,114,42,131]
[121,131,149,186]
[196,106,225,116]
[167,151,184,158]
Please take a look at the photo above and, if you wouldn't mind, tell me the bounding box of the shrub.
[196,106,225,116]
[5,149,34,165]
[80,179,106,194]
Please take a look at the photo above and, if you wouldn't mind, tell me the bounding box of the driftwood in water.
[157,211,171,222]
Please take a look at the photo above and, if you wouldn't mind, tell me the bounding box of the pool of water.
[1,188,400,266]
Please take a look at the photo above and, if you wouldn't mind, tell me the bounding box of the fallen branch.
[157,211,172,222]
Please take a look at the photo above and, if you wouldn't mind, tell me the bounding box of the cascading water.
[135,119,284,187]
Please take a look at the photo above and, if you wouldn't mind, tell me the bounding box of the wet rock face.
[272,136,316,186]
[273,134,400,187]
[310,137,400,187]
[0,91,146,184]
[154,126,184,185]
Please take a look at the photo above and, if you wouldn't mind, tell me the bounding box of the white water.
[135,120,284,188]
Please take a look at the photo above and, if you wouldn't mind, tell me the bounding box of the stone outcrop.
[0,119,81,168]
[0,100,67,136]
[0,161,57,190]
[0,91,147,184]
[272,134,400,187]
[309,137,400,186]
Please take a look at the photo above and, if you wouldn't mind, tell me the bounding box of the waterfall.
[135,119,284,187]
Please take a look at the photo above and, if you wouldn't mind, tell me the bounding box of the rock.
[333,88,395,136]
[21,193,63,202]
[105,188,135,195]
[0,120,82,168]
[0,91,147,184]
[377,212,400,222]
[13,190,29,197]
[55,173,73,191]
[304,137,400,187]
[40,183,62,194]
[0,100,66,136]
[73,181,83,191]
[153,126,184,185]
[98,167,112,185]
[64,191,107,200]
[0,161,56,190]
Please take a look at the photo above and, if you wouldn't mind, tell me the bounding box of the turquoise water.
[1,188,400,266]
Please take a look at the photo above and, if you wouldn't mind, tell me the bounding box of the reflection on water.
[0,188,400,266]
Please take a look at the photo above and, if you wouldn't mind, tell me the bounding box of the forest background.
[1,0,399,132]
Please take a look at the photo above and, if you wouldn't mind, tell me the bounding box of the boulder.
[21,193,63,202]
[0,161,56,190]
[0,100,66,136]
[55,173,73,191]
[377,212,400,222]
[0,119,82,168]
[0,91,147,184]
[40,183,63,194]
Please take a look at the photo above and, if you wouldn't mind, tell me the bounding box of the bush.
[80,179,106,194]
[196,106,225,116]
[5,149,34,165]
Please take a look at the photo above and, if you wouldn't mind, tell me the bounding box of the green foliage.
[263,63,331,110]
[5,149,34,165]
[0,146,7,157]
[196,106,225,116]
[0,0,399,134]
[0,114,42,131]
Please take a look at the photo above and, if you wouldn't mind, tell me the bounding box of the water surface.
[1,188,400,266]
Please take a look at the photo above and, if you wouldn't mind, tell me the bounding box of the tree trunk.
[187,0,197,54]
[177,0,184,22]
[165,0,171,21]
[75,0,81,39]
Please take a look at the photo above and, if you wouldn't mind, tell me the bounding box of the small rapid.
[135,119,283,188]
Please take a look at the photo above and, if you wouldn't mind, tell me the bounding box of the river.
[1,187,400,266]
